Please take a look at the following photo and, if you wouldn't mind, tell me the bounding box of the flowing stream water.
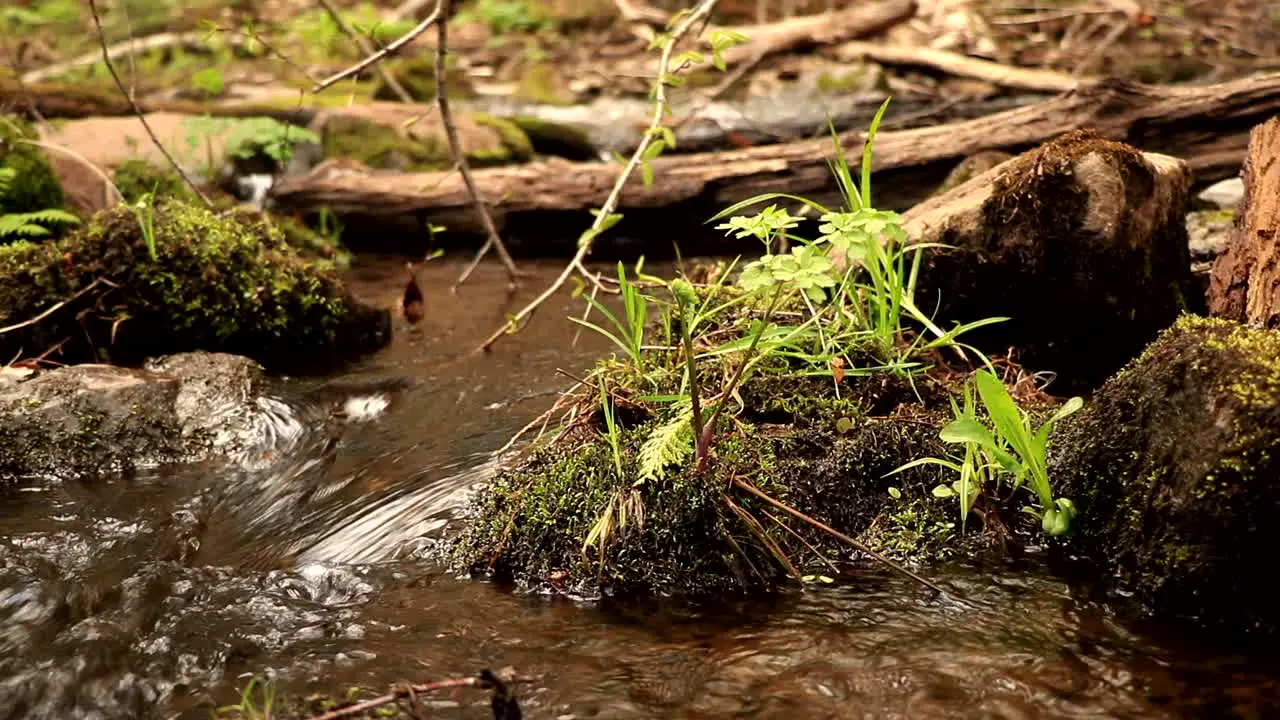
[2,258,1279,719]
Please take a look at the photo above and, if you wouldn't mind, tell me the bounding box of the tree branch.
[478,0,719,350]
[311,3,442,93]
[86,0,212,208]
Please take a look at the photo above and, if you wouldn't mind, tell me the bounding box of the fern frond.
[638,402,694,482]
[0,209,80,241]
[0,167,15,197]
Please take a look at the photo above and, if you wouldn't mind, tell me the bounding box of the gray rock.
[1196,177,1245,210]
[0,352,322,482]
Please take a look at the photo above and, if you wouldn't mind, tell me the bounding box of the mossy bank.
[0,199,390,372]
[451,367,998,596]
[1051,315,1280,636]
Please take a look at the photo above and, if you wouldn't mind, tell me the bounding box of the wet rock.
[0,199,390,371]
[904,129,1200,392]
[1186,209,1234,295]
[1050,315,1280,636]
[1197,177,1245,211]
[0,354,256,481]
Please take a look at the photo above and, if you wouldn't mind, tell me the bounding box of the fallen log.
[1208,117,1280,328]
[830,41,1085,94]
[613,0,917,76]
[268,74,1280,235]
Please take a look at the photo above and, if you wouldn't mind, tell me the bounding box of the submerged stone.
[1050,315,1280,635]
[0,199,390,371]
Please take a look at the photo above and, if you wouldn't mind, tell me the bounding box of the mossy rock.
[931,151,1013,197]
[0,200,390,372]
[514,63,574,106]
[451,371,980,596]
[1050,315,1280,636]
[371,55,475,103]
[112,158,196,204]
[509,116,596,160]
[913,130,1200,392]
[319,110,533,170]
[0,115,66,215]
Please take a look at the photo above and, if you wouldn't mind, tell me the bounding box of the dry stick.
[437,0,522,289]
[307,677,481,720]
[731,477,952,597]
[21,139,125,207]
[86,0,212,209]
[478,0,720,351]
[315,0,416,103]
[311,3,442,93]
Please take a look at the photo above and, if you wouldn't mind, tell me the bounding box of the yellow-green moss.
[471,113,534,164]
[371,55,475,102]
[321,115,449,171]
[514,63,573,106]
[0,200,389,371]
[112,159,195,204]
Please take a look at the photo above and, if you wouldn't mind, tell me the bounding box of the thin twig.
[19,139,125,207]
[732,477,952,598]
[86,0,212,208]
[315,0,415,103]
[307,677,478,720]
[434,0,521,288]
[311,3,442,93]
[0,278,114,336]
[478,0,719,351]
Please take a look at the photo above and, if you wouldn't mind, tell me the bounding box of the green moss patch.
[1051,315,1280,635]
[0,199,389,371]
[0,115,66,215]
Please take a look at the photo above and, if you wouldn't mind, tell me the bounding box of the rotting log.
[267,74,1280,233]
[1209,117,1280,328]
[900,130,1198,392]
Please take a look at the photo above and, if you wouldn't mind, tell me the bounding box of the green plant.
[0,169,78,241]
[893,370,1084,536]
[182,116,321,173]
[570,261,649,368]
[215,675,276,719]
[189,67,226,97]
[457,0,553,35]
[129,192,159,260]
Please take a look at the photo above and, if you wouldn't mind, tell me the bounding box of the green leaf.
[887,486,901,499]
[932,484,955,498]
[939,416,997,449]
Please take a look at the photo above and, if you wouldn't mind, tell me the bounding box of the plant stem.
[478,0,718,351]
[86,0,211,209]
[695,285,783,472]
[676,293,705,459]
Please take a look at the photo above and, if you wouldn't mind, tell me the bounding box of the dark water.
[2,258,1278,719]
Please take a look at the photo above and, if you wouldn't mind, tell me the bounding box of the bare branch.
[315,0,415,103]
[433,0,521,287]
[86,0,212,208]
[311,4,442,93]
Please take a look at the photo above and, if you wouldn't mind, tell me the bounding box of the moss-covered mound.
[1051,315,1280,635]
[0,199,390,372]
[371,55,475,102]
[319,110,531,171]
[112,158,197,204]
[0,115,66,215]
[452,370,974,596]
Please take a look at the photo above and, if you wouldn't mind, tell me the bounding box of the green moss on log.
[1051,315,1280,635]
[0,199,389,371]
[321,114,449,171]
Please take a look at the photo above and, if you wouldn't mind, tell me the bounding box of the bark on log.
[1208,117,1280,328]
[269,74,1280,234]
[902,130,1198,392]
